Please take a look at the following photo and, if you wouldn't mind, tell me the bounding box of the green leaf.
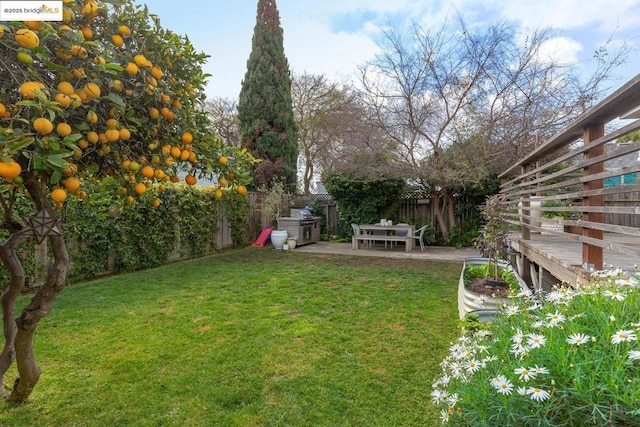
[43,60,69,72]
[104,92,126,107]
[50,169,62,184]
[105,63,124,72]
[9,137,35,153]
[46,155,71,168]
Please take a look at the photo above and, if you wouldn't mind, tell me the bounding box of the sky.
[138,0,640,100]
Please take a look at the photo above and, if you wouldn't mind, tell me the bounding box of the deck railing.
[499,74,640,273]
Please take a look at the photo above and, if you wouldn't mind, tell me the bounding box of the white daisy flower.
[474,344,489,354]
[603,290,627,301]
[511,328,524,344]
[545,291,563,303]
[431,388,449,404]
[517,387,527,396]
[440,408,450,423]
[433,374,451,388]
[566,333,591,346]
[490,375,505,387]
[546,310,566,326]
[514,367,536,382]
[482,355,498,364]
[527,333,546,349]
[530,365,549,375]
[611,330,638,344]
[464,359,481,373]
[628,350,640,360]
[473,329,492,339]
[474,295,487,305]
[493,377,514,395]
[446,393,459,406]
[510,344,529,359]
[527,387,551,402]
[532,320,546,329]
[504,305,520,317]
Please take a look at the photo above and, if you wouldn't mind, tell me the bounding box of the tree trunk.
[303,156,314,195]
[432,189,450,240]
[446,193,456,231]
[9,236,67,402]
[0,173,69,402]
[0,232,30,396]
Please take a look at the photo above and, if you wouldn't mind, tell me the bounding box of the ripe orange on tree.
[84,82,101,99]
[105,128,119,142]
[236,185,247,195]
[219,156,228,166]
[151,66,163,79]
[185,174,197,186]
[118,128,130,140]
[118,25,131,37]
[20,81,46,98]
[141,166,154,178]
[56,122,72,137]
[214,188,223,199]
[170,146,181,159]
[81,1,99,19]
[181,131,193,144]
[0,161,22,179]
[64,177,81,192]
[15,29,39,49]
[57,81,74,95]
[71,45,88,59]
[55,93,72,107]
[33,117,54,135]
[134,182,147,195]
[124,62,138,75]
[51,188,67,203]
[133,54,147,67]
[86,131,99,144]
[24,21,42,31]
[111,34,124,47]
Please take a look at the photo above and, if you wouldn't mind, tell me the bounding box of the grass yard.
[0,247,461,426]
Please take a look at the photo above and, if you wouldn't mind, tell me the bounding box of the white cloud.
[179,0,640,99]
[538,36,583,65]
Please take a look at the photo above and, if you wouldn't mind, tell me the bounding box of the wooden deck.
[508,232,639,286]
[498,74,640,289]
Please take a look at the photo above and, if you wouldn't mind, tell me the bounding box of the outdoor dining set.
[351,221,429,252]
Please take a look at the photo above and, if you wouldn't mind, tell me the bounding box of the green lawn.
[0,247,461,426]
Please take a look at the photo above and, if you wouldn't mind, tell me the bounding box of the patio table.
[352,224,415,252]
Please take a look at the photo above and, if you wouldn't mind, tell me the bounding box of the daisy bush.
[432,268,640,426]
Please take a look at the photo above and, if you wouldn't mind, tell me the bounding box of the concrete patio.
[291,241,478,262]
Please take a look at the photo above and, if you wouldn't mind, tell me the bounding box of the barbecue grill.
[277,208,321,246]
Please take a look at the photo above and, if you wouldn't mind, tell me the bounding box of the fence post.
[582,123,605,269]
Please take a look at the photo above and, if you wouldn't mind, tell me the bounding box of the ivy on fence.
[0,181,247,288]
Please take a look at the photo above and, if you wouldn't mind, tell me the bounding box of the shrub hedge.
[0,181,249,287]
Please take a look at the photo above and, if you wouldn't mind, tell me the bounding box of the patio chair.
[352,223,371,248]
[392,223,409,248]
[410,225,429,251]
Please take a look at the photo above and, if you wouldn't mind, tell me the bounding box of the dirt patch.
[467,277,509,298]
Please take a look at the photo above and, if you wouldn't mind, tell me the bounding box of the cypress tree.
[238,0,298,192]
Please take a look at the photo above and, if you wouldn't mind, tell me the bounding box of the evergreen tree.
[238,0,298,192]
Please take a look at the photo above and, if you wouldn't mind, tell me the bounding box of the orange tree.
[0,0,255,402]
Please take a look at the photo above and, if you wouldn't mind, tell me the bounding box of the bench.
[352,234,413,252]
